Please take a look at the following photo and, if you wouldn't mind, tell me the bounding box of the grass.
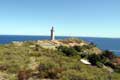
[0,39,119,80]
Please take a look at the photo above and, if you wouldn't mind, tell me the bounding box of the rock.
[80,59,91,65]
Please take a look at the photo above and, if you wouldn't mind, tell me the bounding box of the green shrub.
[57,46,78,56]
[82,45,92,50]
[96,62,103,68]
[73,46,82,52]
[88,52,115,68]
[102,50,116,59]
[80,53,88,58]
[114,65,120,73]
[88,54,101,65]
[104,62,115,68]
[38,60,60,79]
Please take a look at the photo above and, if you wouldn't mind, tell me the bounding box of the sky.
[0,0,120,38]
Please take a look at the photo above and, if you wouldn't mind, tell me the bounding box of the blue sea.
[0,35,120,56]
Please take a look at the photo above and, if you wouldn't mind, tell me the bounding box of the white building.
[50,26,55,40]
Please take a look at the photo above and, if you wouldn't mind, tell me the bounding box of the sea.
[0,35,120,56]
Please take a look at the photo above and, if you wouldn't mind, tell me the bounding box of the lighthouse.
[51,26,55,40]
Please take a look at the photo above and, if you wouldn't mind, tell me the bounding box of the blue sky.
[0,0,120,38]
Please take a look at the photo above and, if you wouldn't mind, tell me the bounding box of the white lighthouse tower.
[51,26,55,40]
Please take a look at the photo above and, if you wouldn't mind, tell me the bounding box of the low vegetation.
[0,38,119,80]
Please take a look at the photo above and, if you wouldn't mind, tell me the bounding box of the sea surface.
[0,35,120,56]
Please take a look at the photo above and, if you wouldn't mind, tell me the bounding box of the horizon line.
[0,34,120,39]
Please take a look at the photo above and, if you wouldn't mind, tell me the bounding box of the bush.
[73,46,82,52]
[82,45,92,50]
[57,46,78,56]
[80,53,88,58]
[104,62,115,68]
[114,65,120,73]
[102,50,116,59]
[88,54,101,65]
[96,62,103,68]
[88,51,116,68]
[38,61,60,79]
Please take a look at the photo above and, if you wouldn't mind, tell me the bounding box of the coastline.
[0,35,120,56]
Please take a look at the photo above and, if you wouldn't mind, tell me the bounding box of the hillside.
[0,38,119,80]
